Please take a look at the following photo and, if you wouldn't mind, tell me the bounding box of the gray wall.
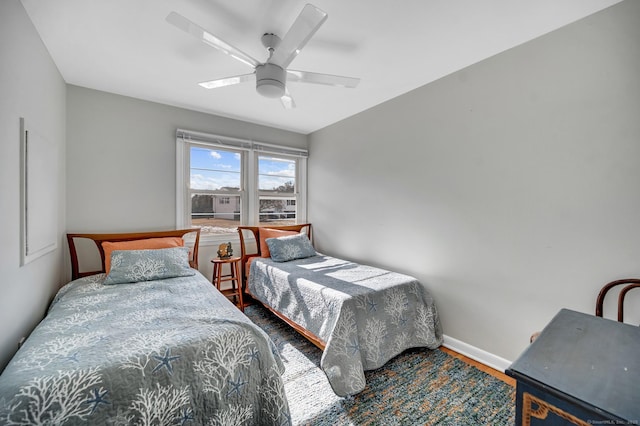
[66,86,307,275]
[308,0,640,363]
[67,85,307,233]
[0,0,67,371]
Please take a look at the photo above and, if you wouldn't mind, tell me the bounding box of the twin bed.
[0,224,443,424]
[0,229,289,425]
[238,224,443,396]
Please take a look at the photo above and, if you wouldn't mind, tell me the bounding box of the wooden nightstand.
[211,256,244,311]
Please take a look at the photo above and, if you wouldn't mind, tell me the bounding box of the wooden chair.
[532,278,640,343]
[595,278,640,322]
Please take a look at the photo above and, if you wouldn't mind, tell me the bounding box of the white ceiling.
[22,0,622,135]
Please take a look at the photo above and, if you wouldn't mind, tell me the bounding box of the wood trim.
[440,346,515,386]
[442,334,512,373]
[244,293,326,350]
[66,229,200,281]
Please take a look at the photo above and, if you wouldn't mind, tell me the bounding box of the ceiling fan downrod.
[256,33,285,98]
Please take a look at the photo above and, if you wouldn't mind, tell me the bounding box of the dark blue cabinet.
[506,309,640,425]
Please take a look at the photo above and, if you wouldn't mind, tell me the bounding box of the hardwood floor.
[440,346,516,387]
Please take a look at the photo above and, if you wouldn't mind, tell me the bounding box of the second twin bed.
[238,224,443,396]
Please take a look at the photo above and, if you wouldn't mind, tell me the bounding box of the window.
[258,155,298,227]
[176,129,307,239]
[188,145,242,234]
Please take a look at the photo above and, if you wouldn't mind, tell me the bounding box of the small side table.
[211,256,244,311]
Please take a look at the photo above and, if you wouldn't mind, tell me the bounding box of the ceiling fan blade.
[287,70,360,88]
[269,4,327,69]
[281,89,296,109]
[166,12,260,68]
[198,73,255,89]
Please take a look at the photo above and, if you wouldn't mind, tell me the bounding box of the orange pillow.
[102,237,184,273]
[259,228,298,258]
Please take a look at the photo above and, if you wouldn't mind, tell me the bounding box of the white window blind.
[176,129,308,158]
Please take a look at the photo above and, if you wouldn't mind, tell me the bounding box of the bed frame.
[236,224,326,349]
[66,229,200,280]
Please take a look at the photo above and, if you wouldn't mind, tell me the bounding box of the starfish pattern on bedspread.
[0,272,290,425]
[151,348,181,375]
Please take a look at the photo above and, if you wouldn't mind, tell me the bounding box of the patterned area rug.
[244,304,515,425]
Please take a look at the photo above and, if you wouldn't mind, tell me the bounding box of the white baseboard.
[442,334,512,373]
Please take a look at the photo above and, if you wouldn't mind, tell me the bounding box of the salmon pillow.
[102,237,184,273]
[259,228,298,258]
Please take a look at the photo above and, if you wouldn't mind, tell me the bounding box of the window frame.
[176,130,307,244]
[256,153,302,227]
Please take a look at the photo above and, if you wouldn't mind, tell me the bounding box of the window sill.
[184,232,240,248]
[200,233,240,247]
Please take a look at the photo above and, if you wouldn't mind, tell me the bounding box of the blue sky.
[190,146,295,191]
[258,156,295,191]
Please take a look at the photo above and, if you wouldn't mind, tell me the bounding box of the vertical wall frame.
[20,117,58,265]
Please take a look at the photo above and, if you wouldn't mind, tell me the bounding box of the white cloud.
[190,173,239,190]
[265,163,295,178]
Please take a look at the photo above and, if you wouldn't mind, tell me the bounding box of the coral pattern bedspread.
[248,254,443,396]
[0,272,289,425]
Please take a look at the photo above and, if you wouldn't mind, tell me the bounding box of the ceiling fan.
[166,3,360,109]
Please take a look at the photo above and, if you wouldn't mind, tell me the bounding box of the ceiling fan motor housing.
[256,63,286,98]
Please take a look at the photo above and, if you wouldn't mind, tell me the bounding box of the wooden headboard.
[66,229,200,280]
[237,224,312,257]
[237,224,312,284]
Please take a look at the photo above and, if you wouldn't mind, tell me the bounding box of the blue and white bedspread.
[248,255,443,396]
[0,272,290,425]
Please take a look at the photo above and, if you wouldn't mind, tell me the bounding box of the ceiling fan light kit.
[256,63,286,98]
[167,3,360,108]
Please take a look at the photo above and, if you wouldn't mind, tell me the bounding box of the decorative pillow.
[103,247,194,285]
[102,237,184,273]
[265,233,317,262]
[259,228,298,258]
